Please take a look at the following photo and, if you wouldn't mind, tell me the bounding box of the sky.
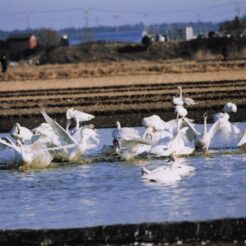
[0,0,246,31]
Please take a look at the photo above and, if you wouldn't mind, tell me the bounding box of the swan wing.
[165,119,178,131]
[175,126,190,140]
[172,96,184,106]
[213,112,225,122]
[238,129,246,146]
[175,105,188,117]
[142,115,166,130]
[208,118,231,139]
[81,128,100,145]
[121,138,153,147]
[112,127,140,140]
[41,108,76,145]
[73,110,95,122]
[182,117,200,141]
[0,137,19,152]
[183,97,196,106]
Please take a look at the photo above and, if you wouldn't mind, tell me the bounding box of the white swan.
[142,115,173,144]
[112,121,140,141]
[167,152,195,177]
[101,138,120,156]
[213,102,237,123]
[0,137,53,169]
[66,108,94,132]
[183,113,230,151]
[10,123,33,143]
[142,165,181,183]
[71,124,97,142]
[211,103,241,148]
[142,154,181,183]
[32,123,61,147]
[149,124,194,157]
[67,128,99,161]
[172,86,196,106]
[41,108,99,161]
[175,105,188,119]
[142,152,194,183]
[142,115,166,131]
[119,138,153,161]
[223,102,237,114]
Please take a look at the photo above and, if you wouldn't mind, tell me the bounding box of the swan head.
[113,138,120,152]
[66,108,74,120]
[86,124,95,130]
[116,121,121,129]
[11,123,33,142]
[15,140,33,166]
[203,112,208,119]
[167,152,177,163]
[11,123,20,135]
[223,102,237,113]
[67,108,95,122]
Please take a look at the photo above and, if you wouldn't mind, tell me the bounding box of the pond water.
[0,126,246,229]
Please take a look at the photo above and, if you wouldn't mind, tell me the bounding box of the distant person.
[222,45,229,61]
[0,53,8,73]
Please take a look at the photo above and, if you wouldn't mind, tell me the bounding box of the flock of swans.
[0,86,246,183]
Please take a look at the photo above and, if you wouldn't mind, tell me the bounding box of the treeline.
[219,16,246,32]
[0,21,220,41]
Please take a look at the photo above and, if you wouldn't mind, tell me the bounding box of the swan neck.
[143,127,153,141]
[116,121,121,129]
[203,115,207,134]
[66,119,71,132]
[179,86,183,99]
[75,116,80,130]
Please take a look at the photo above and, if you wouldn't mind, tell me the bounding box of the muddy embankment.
[0,218,245,245]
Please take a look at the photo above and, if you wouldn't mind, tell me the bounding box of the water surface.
[0,126,246,229]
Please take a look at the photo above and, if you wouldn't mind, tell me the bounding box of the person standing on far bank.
[1,53,8,73]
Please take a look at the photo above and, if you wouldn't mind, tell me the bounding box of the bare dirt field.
[0,59,246,131]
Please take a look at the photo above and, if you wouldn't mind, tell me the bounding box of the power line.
[0,2,240,18]
[235,0,241,17]
[91,3,236,15]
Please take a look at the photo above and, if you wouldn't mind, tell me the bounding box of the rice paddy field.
[0,59,246,131]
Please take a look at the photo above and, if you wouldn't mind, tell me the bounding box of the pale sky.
[0,0,245,31]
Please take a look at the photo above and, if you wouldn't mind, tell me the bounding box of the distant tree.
[219,16,246,32]
[35,29,61,48]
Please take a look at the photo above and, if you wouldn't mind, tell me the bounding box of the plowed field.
[0,60,246,131]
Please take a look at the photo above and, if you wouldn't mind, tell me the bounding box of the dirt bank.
[0,218,245,245]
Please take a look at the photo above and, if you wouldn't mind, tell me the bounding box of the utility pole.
[84,8,89,28]
[235,0,241,18]
[82,7,93,42]
[26,11,31,29]
[143,13,148,31]
[114,15,120,32]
